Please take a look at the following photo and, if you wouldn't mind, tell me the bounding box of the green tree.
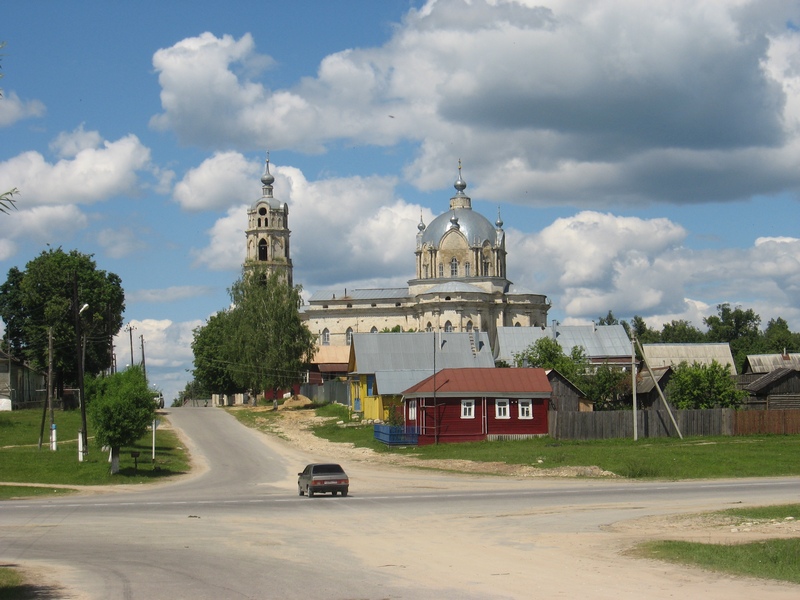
[630,315,661,344]
[191,310,243,397]
[665,361,746,410]
[222,267,315,395]
[660,319,705,343]
[513,337,587,382]
[761,317,799,354]
[704,304,761,371]
[582,363,630,410]
[87,366,154,474]
[0,248,125,393]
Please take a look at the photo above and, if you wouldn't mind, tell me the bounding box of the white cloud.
[96,226,148,259]
[0,128,152,206]
[0,90,45,127]
[149,1,800,208]
[191,204,247,271]
[173,151,261,211]
[127,286,218,303]
[1,204,88,243]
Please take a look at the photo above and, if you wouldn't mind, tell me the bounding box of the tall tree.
[222,267,315,396]
[704,303,761,370]
[87,366,154,474]
[660,319,705,343]
[761,317,799,354]
[513,337,587,383]
[630,315,661,344]
[0,248,125,393]
[191,309,243,396]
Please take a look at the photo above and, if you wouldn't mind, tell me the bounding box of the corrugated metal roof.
[495,324,631,364]
[375,370,433,395]
[641,343,736,374]
[308,288,409,302]
[403,367,551,398]
[419,281,485,294]
[350,331,494,374]
[743,353,800,374]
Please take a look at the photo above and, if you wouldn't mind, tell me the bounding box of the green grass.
[312,423,800,479]
[0,409,190,493]
[636,504,800,584]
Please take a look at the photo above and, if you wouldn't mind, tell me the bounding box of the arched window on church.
[465,262,470,277]
[322,328,330,346]
[346,327,353,345]
[444,321,453,332]
[466,320,473,332]
[514,322,521,327]
[450,257,458,277]
[426,322,433,332]
[258,239,268,261]
[370,326,378,334]
[438,263,444,278]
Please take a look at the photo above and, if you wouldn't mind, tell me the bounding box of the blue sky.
[2,0,799,402]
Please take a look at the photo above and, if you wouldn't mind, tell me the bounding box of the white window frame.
[461,399,475,419]
[495,398,510,419]
[322,328,330,346]
[408,399,417,421]
[518,399,533,420]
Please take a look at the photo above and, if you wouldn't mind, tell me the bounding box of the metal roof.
[743,353,800,374]
[419,281,486,295]
[402,367,551,398]
[495,324,631,364]
[349,331,494,374]
[375,370,433,395]
[308,288,410,302]
[641,343,737,374]
[745,367,797,392]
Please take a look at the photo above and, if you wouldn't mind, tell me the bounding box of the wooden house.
[744,368,800,410]
[547,369,591,411]
[402,367,551,445]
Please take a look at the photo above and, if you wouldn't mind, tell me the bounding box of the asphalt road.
[1,407,800,599]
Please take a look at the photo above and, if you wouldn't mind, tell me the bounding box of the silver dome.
[420,207,497,248]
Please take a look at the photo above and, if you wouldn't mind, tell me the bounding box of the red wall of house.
[413,397,548,445]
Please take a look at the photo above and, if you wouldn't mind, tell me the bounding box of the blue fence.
[373,424,419,446]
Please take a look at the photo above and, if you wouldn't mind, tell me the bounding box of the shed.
[546,369,590,412]
[744,368,800,410]
[402,367,551,445]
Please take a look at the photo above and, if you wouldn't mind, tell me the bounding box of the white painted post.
[78,430,84,462]
[50,423,57,451]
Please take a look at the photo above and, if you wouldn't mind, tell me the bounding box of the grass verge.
[0,409,190,493]
[634,504,800,584]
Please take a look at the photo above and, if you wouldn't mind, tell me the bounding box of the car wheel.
[332,491,337,496]
[307,486,314,497]
[298,486,304,496]
[341,489,348,497]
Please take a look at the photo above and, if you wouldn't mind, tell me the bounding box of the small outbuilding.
[402,367,551,445]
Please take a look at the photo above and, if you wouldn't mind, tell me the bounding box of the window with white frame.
[518,399,533,419]
[322,328,330,346]
[408,399,417,421]
[461,399,475,419]
[496,399,510,419]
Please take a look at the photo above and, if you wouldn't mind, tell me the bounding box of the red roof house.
[402,368,551,445]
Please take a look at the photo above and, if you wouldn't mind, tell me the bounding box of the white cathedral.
[244,158,550,348]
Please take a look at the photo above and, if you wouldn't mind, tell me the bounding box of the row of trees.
[190,267,316,402]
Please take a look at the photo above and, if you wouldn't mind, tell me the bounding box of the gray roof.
[350,331,495,375]
[420,281,486,295]
[308,288,409,302]
[743,353,800,374]
[641,343,737,374]
[420,207,497,249]
[745,367,797,393]
[495,324,631,364]
[375,370,433,395]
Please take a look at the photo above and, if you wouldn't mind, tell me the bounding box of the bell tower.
[245,154,293,287]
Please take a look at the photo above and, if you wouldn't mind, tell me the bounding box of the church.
[244,158,550,349]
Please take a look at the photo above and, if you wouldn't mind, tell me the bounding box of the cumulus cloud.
[173,151,262,211]
[149,1,800,208]
[96,226,148,259]
[0,127,153,206]
[1,204,88,243]
[0,90,45,127]
[127,286,218,303]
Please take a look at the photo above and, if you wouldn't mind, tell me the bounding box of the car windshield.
[314,464,344,474]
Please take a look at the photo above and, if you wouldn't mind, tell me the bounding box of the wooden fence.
[548,408,800,439]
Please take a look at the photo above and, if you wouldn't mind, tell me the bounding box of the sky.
[1,0,800,402]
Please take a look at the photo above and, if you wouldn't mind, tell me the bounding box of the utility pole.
[140,334,147,382]
[125,323,136,368]
[48,328,55,450]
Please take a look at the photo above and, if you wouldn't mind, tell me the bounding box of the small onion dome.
[449,212,460,230]
[261,155,275,186]
[495,207,503,229]
[418,213,426,231]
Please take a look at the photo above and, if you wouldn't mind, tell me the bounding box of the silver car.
[298,463,349,497]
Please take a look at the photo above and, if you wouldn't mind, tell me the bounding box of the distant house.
[634,366,673,410]
[307,345,350,384]
[496,324,632,369]
[641,343,737,375]
[743,368,800,410]
[0,349,46,409]
[348,331,494,421]
[402,367,551,445]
